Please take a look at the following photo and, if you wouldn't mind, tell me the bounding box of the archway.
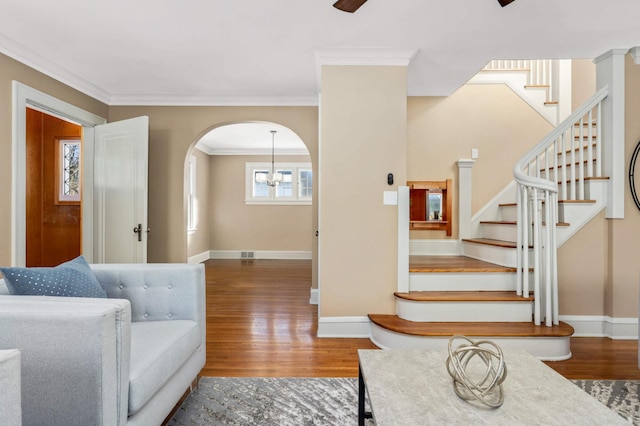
[183,121,314,273]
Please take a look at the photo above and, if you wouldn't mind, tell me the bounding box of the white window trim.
[245,162,312,205]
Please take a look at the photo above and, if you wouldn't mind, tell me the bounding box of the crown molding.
[593,48,630,64]
[0,34,111,104]
[630,46,640,65]
[108,92,320,106]
[195,143,309,156]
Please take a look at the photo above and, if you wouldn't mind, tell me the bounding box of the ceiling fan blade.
[333,0,368,13]
[498,0,515,6]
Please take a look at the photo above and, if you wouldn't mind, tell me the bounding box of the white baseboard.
[317,316,371,338]
[409,239,460,256]
[309,288,318,305]
[560,315,638,339]
[187,251,210,264]
[208,250,312,260]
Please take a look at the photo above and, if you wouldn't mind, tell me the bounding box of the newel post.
[457,159,475,241]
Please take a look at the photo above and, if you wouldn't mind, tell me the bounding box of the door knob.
[133,224,142,242]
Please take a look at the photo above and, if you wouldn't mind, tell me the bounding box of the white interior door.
[93,116,149,263]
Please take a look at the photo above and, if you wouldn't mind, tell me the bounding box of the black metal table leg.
[359,363,373,425]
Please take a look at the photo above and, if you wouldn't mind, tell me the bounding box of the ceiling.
[196,123,309,156]
[2,1,640,106]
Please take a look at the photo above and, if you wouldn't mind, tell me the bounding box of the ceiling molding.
[0,33,111,104]
[195,144,309,156]
[315,47,418,92]
[630,47,640,65]
[108,92,320,107]
[593,48,630,64]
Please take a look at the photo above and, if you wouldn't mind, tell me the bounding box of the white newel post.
[594,48,627,219]
[397,186,409,292]
[457,160,475,241]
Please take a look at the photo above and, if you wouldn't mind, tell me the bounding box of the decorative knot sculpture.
[445,335,507,408]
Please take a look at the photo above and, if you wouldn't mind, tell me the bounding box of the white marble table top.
[358,348,628,425]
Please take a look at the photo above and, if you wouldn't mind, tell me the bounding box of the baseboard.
[309,288,318,305]
[208,250,312,260]
[317,316,371,338]
[187,251,210,264]
[409,239,460,256]
[560,315,638,339]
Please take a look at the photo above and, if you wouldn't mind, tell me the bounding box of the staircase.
[368,87,610,361]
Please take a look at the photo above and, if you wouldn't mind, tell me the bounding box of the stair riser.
[481,223,517,242]
[409,272,520,292]
[462,241,531,267]
[500,205,517,222]
[369,323,572,361]
[396,299,533,322]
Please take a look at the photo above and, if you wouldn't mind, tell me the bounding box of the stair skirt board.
[409,272,521,292]
[396,300,533,323]
[369,323,572,361]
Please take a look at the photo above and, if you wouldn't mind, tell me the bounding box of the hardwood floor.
[201,259,640,380]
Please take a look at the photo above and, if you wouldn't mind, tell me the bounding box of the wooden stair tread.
[395,291,533,302]
[544,101,559,105]
[409,255,514,273]
[462,238,517,249]
[369,314,574,338]
[558,177,609,185]
[480,220,570,226]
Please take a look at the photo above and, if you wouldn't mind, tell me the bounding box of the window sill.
[245,200,312,206]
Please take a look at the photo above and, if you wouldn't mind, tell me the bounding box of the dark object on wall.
[387,173,394,185]
[498,0,515,6]
[629,140,640,212]
[333,0,368,13]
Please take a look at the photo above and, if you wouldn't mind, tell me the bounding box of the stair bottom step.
[368,314,574,361]
[369,314,574,337]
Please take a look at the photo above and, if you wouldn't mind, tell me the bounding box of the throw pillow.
[0,255,107,298]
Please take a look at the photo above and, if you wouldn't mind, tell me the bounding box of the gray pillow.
[0,256,106,298]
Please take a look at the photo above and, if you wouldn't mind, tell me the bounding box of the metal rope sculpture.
[445,335,508,408]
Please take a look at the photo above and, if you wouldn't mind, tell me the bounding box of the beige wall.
[208,154,312,252]
[186,148,211,259]
[319,65,407,317]
[407,84,554,239]
[572,59,597,110]
[107,106,319,266]
[0,53,109,265]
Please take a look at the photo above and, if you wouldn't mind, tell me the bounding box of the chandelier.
[256,130,282,187]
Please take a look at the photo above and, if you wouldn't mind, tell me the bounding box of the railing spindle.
[578,117,585,200]
[587,109,594,178]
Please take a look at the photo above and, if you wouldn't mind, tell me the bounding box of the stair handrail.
[512,85,609,327]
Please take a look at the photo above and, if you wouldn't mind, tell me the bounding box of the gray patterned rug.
[167,377,639,425]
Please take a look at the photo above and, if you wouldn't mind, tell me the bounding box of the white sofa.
[0,263,206,426]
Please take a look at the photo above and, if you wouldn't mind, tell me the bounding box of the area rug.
[167,377,639,425]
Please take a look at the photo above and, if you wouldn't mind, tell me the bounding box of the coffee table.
[358,348,628,425]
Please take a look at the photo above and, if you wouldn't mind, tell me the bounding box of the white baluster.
[578,117,585,200]
[587,109,594,177]
[561,132,567,200]
[532,189,541,326]
[596,102,602,177]
[570,124,576,199]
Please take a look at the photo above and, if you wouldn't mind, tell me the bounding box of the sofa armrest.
[90,263,205,326]
[0,296,131,426]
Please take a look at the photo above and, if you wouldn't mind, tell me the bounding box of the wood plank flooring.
[201,259,640,380]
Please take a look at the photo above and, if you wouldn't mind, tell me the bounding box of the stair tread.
[480,220,570,226]
[369,314,574,337]
[395,291,533,302]
[558,177,609,185]
[462,238,517,248]
[409,255,513,273]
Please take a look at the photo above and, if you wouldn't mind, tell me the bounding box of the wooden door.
[26,108,82,266]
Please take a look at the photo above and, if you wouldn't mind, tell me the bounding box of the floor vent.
[241,251,255,259]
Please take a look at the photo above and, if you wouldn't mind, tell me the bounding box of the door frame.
[12,81,106,266]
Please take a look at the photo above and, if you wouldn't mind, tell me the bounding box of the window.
[187,155,197,231]
[245,162,312,205]
[55,138,81,204]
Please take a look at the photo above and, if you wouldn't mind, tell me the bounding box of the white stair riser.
[370,323,572,361]
[409,272,521,291]
[396,299,533,322]
[481,223,517,242]
[500,205,517,222]
[462,241,522,267]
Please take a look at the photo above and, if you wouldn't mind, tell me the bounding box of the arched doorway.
[184,121,313,268]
